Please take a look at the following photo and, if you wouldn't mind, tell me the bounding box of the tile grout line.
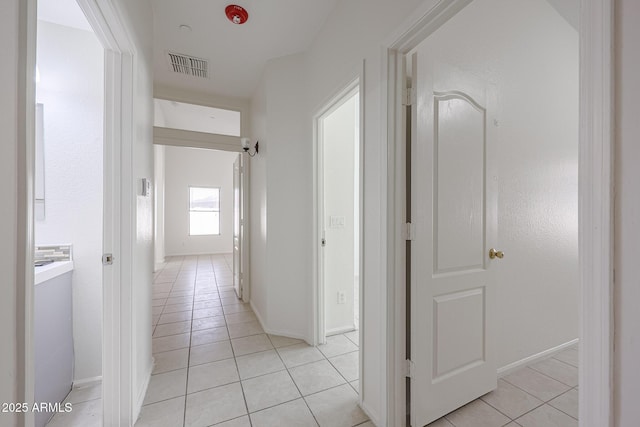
[163,256,187,426]
[550,354,580,369]
[470,366,580,426]
[501,368,572,403]
[325,350,359,389]
[267,333,321,427]
[478,392,541,423]
[151,255,366,427]
[545,387,579,421]
[522,363,579,388]
[215,256,254,427]
[164,342,357,396]
[506,390,578,425]
[182,255,196,427]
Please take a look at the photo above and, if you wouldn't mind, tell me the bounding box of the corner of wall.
[133,358,153,423]
[360,400,382,427]
[250,300,311,345]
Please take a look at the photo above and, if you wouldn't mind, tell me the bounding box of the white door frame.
[312,78,361,345]
[79,2,139,422]
[153,133,251,303]
[233,153,243,299]
[382,1,613,426]
[18,1,38,424]
[22,0,139,424]
[312,72,364,377]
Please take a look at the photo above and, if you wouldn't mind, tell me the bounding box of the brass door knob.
[489,248,504,259]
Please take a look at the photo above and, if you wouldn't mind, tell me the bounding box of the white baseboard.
[154,259,165,272]
[72,375,102,388]
[250,300,311,345]
[133,358,153,423]
[165,250,233,257]
[497,338,579,377]
[360,400,381,427]
[249,299,267,330]
[326,325,357,336]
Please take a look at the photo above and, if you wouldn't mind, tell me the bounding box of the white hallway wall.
[35,20,104,383]
[265,53,310,339]
[154,102,166,269]
[249,53,311,340]
[164,146,236,256]
[250,0,578,424]
[249,75,269,326]
[249,0,425,423]
[154,144,166,269]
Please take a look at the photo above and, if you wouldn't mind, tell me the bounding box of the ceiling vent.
[167,52,209,78]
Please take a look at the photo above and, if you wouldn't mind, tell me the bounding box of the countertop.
[35,260,74,285]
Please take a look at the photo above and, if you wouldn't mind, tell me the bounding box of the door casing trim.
[312,70,365,407]
[382,1,613,426]
[21,0,141,424]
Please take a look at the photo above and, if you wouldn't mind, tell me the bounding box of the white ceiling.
[150,0,338,99]
[37,0,576,101]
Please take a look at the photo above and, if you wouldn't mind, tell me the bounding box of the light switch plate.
[141,178,151,197]
[330,216,346,228]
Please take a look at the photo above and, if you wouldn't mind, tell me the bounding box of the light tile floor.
[47,253,578,427]
[427,345,579,427]
[138,254,367,427]
[46,382,102,427]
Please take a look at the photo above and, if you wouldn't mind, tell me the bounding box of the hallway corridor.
[138,254,369,427]
[43,253,577,427]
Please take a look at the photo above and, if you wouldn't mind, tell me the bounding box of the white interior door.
[410,48,499,425]
[232,154,242,298]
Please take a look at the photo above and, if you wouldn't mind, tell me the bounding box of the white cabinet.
[34,263,73,427]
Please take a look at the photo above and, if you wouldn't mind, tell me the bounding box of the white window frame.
[189,186,221,236]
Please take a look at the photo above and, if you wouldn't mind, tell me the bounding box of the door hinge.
[102,253,114,265]
[402,222,414,241]
[403,88,414,106]
[405,359,415,378]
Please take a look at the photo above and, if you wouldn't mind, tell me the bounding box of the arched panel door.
[410,52,499,426]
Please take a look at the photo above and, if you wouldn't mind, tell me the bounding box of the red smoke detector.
[225,5,249,25]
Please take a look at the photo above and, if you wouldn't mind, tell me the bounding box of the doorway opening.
[153,96,249,303]
[390,0,583,426]
[143,141,251,424]
[387,0,611,425]
[314,80,362,354]
[34,1,105,425]
[25,0,139,423]
[153,144,244,296]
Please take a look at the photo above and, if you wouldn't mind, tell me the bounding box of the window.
[189,187,220,235]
